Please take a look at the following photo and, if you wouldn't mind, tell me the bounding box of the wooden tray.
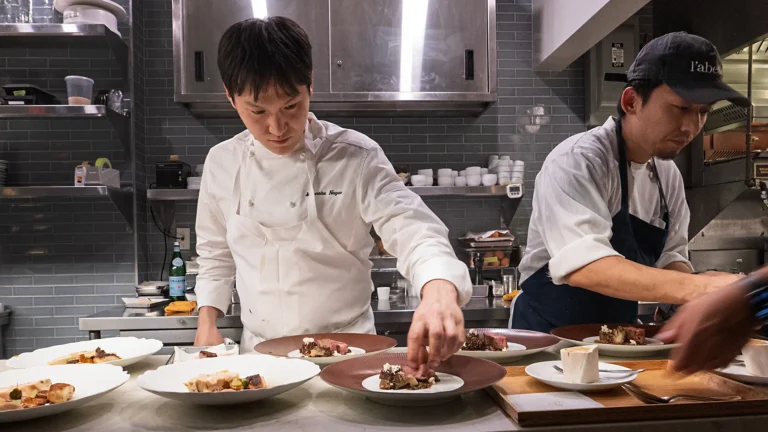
[488,360,768,427]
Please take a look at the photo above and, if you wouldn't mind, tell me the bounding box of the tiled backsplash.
[0,0,653,355]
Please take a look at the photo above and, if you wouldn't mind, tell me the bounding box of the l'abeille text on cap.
[627,32,750,108]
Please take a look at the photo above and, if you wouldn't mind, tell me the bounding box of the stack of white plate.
[0,160,7,187]
[54,0,128,37]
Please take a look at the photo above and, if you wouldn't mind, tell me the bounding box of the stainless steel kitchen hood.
[172,0,497,118]
[705,40,768,134]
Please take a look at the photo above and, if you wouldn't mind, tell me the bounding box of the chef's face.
[227,84,312,155]
[626,84,711,160]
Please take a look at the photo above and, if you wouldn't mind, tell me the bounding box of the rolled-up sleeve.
[357,146,472,306]
[195,167,235,314]
[537,151,622,284]
[655,168,692,271]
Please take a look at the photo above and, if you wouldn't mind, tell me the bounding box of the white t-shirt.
[519,117,692,285]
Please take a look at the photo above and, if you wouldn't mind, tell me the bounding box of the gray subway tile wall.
[0,0,653,355]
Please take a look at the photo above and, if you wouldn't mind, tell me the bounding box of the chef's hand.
[406,279,465,376]
[656,284,755,375]
[194,306,225,346]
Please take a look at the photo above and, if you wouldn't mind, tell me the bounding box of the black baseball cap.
[627,32,750,108]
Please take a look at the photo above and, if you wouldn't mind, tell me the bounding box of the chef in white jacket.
[193,17,472,371]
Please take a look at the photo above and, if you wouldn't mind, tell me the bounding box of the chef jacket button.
[249,309,252,314]
[249,151,255,158]
[289,201,296,208]
[248,199,254,207]
[299,153,306,160]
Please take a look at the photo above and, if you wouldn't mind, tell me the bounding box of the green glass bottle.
[168,241,186,301]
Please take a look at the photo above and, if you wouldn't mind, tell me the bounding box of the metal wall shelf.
[0,24,129,76]
[0,105,131,157]
[0,186,134,230]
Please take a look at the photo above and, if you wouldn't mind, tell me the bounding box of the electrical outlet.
[177,228,191,250]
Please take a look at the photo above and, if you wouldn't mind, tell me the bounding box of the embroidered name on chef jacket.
[306,190,343,197]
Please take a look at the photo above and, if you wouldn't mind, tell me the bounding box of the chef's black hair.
[617,80,663,117]
[218,17,312,102]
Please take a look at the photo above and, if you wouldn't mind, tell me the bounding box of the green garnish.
[9,388,21,400]
[242,379,249,389]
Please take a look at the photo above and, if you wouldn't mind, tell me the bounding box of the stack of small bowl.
[0,160,7,187]
[489,156,524,185]
[436,168,458,186]
[410,169,434,187]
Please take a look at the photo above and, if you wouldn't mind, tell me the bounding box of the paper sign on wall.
[612,43,625,68]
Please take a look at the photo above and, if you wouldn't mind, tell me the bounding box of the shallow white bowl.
[465,166,482,175]
[482,174,498,186]
[410,174,427,186]
[136,354,320,405]
[6,337,163,369]
[437,176,454,187]
[437,168,452,177]
[0,364,129,423]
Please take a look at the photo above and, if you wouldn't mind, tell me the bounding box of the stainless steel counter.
[79,296,511,350]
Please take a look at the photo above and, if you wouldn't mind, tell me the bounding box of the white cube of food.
[560,345,599,384]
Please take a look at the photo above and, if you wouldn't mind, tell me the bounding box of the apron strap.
[649,158,670,222]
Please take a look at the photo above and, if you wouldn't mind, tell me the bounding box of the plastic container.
[65,75,94,105]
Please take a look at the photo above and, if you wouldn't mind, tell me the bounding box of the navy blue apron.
[511,118,670,333]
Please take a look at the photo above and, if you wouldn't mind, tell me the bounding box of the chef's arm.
[357,146,472,306]
[665,261,693,274]
[194,170,236,323]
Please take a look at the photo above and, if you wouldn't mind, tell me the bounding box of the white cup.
[499,174,511,181]
[410,175,427,186]
[437,168,453,177]
[425,176,434,186]
[500,155,511,161]
[744,339,768,377]
[466,175,482,187]
[377,286,391,299]
[454,176,467,186]
[437,176,454,186]
[452,170,459,177]
[480,168,489,175]
[489,155,499,162]
[466,166,482,175]
[377,298,390,311]
[513,160,525,168]
[459,170,467,177]
[482,174,498,186]
[417,169,433,176]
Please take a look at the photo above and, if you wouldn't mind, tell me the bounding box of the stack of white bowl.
[411,169,433,187]
[436,168,456,186]
[489,155,524,185]
[464,166,482,186]
[0,160,6,187]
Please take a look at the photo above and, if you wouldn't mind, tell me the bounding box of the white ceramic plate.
[457,342,530,361]
[54,0,127,20]
[361,372,464,393]
[0,364,129,423]
[525,361,638,392]
[136,354,320,405]
[575,337,676,357]
[286,347,366,366]
[716,362,768,385]
[6,337,163,369]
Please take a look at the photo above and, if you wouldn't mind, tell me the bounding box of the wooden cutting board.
[488,360,768,427]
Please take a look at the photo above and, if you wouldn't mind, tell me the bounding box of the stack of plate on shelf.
[54,0,128,37]
[0,160,7,187]
[459,230,517,249]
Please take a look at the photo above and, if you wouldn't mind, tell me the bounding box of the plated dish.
[525,360,637,392]
[551,324,676,357]
[320,352,506,406]
[455,328,560,363]
[6,337,163,369]
[254,333,396,365]
[136,354,320,405]
[0,364,129,423]
[715,363,768,385]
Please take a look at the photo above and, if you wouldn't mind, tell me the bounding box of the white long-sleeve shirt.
[519,117,692,285]
[195,113,472,315]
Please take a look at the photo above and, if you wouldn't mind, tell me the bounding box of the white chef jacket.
[519,117,692,285]
[195,113,472,315]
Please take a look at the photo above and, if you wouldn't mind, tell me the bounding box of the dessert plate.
[361,372,464,393]
[551,324,678,357]
[456,328,560,363]
[6,337,163,369]
[254,333,396,366]
[716,362,768,385]
[320,352,506,406]
[136,354,320,405]
[526,360,637,392]
[0,364,129,423]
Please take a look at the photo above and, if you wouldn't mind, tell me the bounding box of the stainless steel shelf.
[408,185,510,196]
[0,24,128,75]
[0,186,134,230]
[0,105,131,157]
[148,189,199,201]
